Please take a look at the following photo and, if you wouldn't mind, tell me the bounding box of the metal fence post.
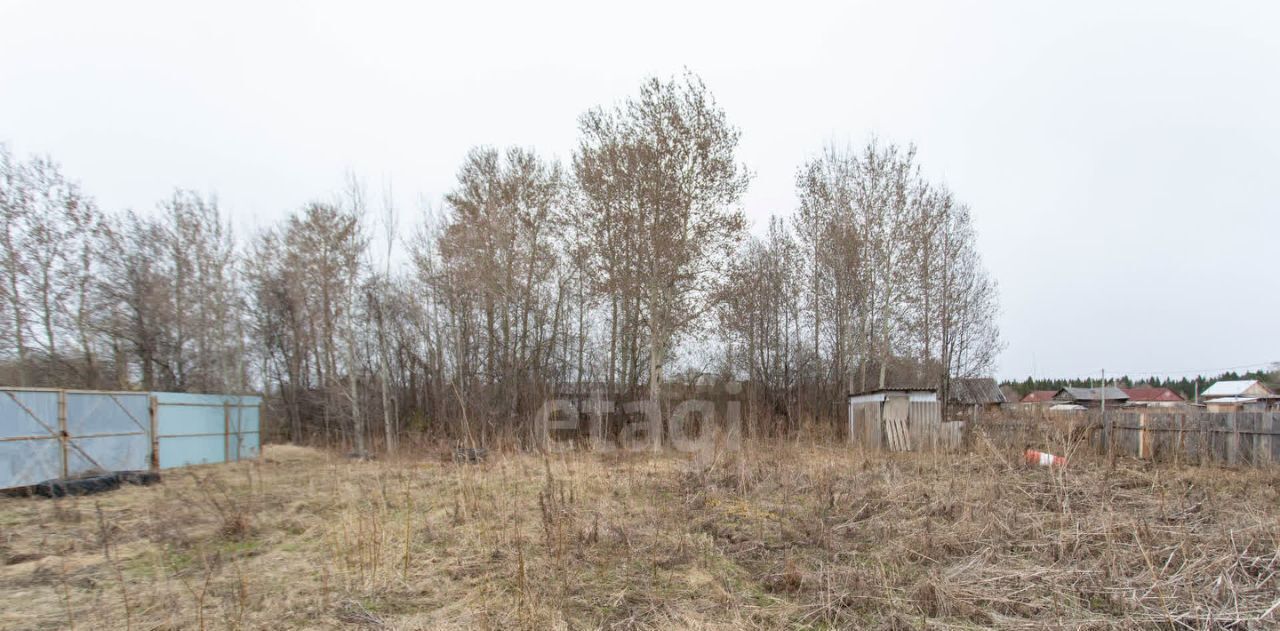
[256,399,263,461]
[57,389,68,478]
[149,395,159,472]
[223,401,231,464]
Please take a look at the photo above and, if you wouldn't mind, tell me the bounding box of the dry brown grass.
[0,440,1277,629]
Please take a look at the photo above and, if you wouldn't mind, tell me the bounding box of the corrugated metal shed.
[947,378,1006,405]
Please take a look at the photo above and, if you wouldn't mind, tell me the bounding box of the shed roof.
[847,388,938,405]
[848,387,938,395]
[947,378,1006,405]
[1121,387,1186,402]
[1055,386,1130,402]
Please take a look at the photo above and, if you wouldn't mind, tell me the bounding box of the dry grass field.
[1,441,1278,630]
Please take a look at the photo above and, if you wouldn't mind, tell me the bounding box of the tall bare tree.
[415,146,567,442]
[720,217,805,434]
[575,72,750,447]
[794,140,1001,417]
[0,147,111,386]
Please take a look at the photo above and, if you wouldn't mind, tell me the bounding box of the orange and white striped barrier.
[1025,448,1067,468]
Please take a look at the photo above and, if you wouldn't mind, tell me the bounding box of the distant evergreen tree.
[1002,369,1277,400]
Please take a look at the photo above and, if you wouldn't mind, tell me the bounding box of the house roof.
[1055,386,1130,401]
[1202,380,1276,398]
[1020,390,1058,403]
[1121,387,1186,402]
[947,378,1006,405]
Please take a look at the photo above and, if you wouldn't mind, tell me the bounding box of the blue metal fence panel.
[153,392,262,469]
[157,434,228,468]
[0,389,61,488]
[227,401,261,460]
[65,391,150,475]
[1,389,262,488]
[232,396,262,460]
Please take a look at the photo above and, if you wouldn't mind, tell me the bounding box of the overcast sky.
[2,1,1277,381]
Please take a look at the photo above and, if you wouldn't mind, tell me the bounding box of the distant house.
[1121,387,1188,408]
[947,378,1006,407]
[1201,380,1279,412]
[1019,390,1058,406]
[944,378,1005,420]
[1052,386,1129,408]
[1202,379,1275,399]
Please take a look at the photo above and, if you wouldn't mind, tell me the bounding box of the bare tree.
[417,146,566,442]
[0,147,111,386]
[0,147,37,385]
[375,181,398,453]
[720,217,805,434]
[575,72,750,448]
[243,196,368,446]
[794,140,1001,418]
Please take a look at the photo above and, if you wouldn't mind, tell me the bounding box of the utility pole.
[1100,369,1106,417]
[1103,368,1115,469]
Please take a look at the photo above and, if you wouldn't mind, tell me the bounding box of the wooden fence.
[849,399,965,452]
[975,410,1280,466]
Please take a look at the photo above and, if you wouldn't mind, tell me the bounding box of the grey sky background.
[2,1,1277,381]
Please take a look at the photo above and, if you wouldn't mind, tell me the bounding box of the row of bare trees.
[0,151,245,392]
[721,142,998,427]
[723,142,1002,428]
[0,73,1001,449]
